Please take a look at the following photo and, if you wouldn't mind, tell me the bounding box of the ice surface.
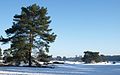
[0,62,120,75]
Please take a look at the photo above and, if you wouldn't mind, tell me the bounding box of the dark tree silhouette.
[82,51,101,63]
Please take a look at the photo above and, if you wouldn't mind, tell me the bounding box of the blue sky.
[0,0,120,57]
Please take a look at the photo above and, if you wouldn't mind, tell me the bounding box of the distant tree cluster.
[82,51,101,63]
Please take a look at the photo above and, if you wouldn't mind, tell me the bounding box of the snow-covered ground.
[0,62,120,75]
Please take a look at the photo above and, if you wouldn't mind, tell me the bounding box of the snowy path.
[0,64,120,75]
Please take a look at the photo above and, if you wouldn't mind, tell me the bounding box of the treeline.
[103,55,120,61]
[53,51,120,64]
[52,55,82,62]
[81,51,120,63]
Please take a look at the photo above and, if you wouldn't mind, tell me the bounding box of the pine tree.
[0,4,56,66]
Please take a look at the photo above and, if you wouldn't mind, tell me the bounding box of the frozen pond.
[0,64,120,75]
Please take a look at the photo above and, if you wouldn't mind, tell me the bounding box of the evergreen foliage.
[37,50,52,62]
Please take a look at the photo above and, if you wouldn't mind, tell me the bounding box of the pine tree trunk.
[28,49,32,66]
[28,33,33,67]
